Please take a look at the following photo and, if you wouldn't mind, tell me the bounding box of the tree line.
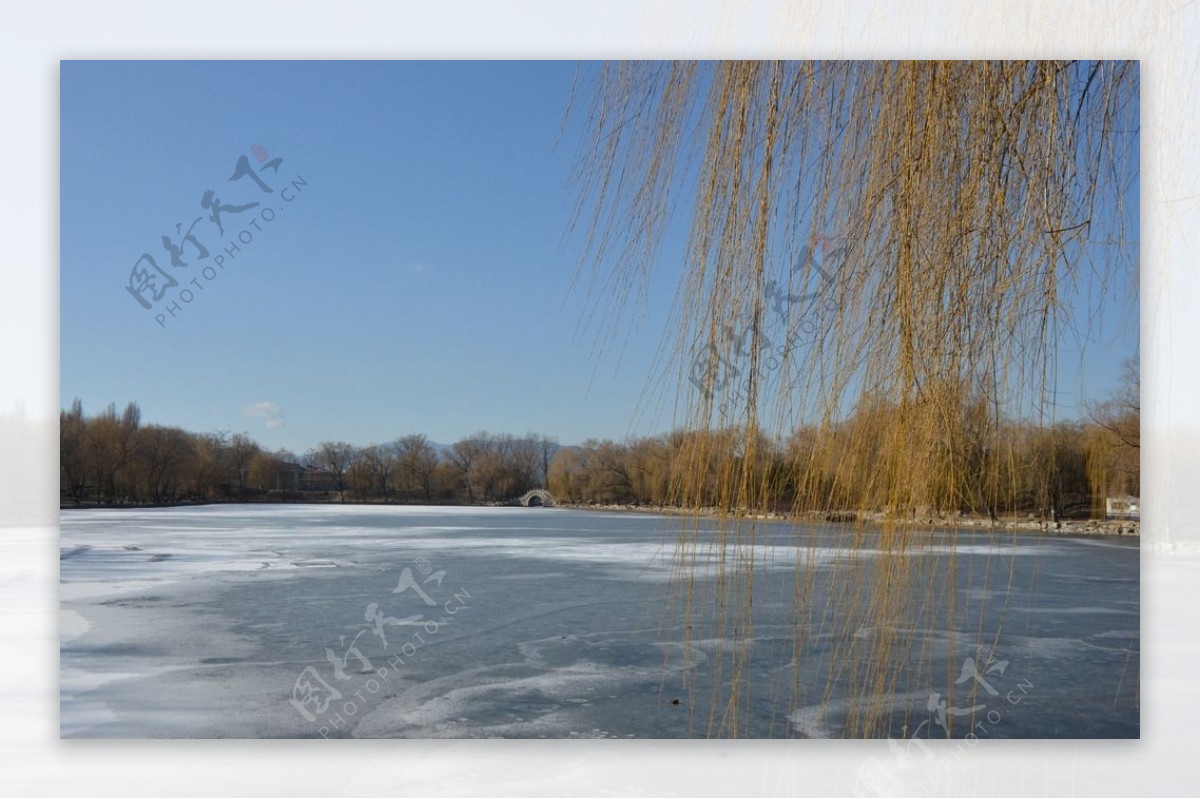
[550,411,1137,519]
[553,363,1139,520]
[59,399,559,507]
[62,362,1137,519]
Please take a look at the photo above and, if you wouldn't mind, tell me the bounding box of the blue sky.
[60,61,1138,453]
[61,61,687,452]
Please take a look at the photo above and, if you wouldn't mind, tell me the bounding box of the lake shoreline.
[560,502,1140,537]
[59,497,1139,538]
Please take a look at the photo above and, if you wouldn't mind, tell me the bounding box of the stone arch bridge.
[518,489,556,507]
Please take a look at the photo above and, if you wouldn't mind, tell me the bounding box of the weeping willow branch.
[572,60,1138,737]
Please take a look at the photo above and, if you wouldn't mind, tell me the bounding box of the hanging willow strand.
[572,60,1138,737]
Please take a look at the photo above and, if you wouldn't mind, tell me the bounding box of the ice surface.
[59,505,1139,738]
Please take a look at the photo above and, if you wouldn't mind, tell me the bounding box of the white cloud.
[241,401,285,430]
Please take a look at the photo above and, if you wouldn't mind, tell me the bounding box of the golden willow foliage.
[549,418,1124,518]
[573,61,1138,737]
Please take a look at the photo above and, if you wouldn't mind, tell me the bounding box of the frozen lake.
[59,505,1139,738]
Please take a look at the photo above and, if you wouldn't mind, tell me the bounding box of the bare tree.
[1085,357,1141,500]
[315,441,356,500]
[60,398,87,504]
[346,447,374,502]
[505,436,541,497]
[190,431,229,499]
[548,445,585,503]
[447,435,484,503]
[138,425,195,502]
[533,434,560,490]
[359,443,398,502]
[85,403,126,504]
[247,449,292,492]
[397,434,440,502]
[1089,357,1140,451]
[228,433,261,497]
